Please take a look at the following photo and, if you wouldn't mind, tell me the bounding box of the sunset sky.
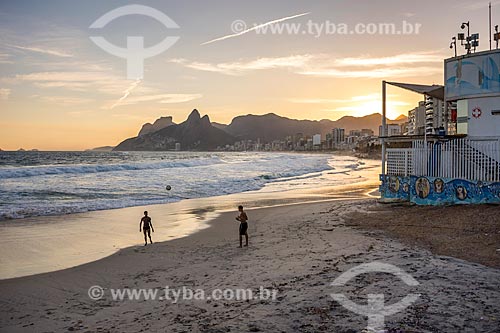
[0,0,497,150]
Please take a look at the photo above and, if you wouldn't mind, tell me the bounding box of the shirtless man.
[235,205,248,248]
[140,211,154,245]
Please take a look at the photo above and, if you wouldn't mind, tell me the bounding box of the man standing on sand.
[236,205,248,248]
[140,211,154,246]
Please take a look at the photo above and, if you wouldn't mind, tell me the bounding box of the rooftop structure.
[379,48,500,205]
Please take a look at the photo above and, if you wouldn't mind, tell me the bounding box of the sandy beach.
[3,1,500,332]
[1,198,499,332]
[0,157,380,280]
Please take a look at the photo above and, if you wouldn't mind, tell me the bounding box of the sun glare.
[352,100,405,119]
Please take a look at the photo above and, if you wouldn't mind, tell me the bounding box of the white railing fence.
[386,148,413,176]
[386,138,500,182]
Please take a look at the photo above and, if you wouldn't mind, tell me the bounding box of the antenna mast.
[490,2,492,50]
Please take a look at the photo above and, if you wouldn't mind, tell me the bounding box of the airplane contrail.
[110,78,142,109]
[201,12,310,45]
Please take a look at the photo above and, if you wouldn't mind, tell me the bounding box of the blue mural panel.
[379,174,410,202]
[445,52,500,99]
[410,176,500,205]
[381,174,500,205]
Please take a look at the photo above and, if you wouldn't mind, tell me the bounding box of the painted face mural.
[389,176,400,193]
[456,186,467,200]
[415,177,430,199]
[434,179,444,194]
[381,176,500,205]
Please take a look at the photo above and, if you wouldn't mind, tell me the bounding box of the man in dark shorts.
[140,211,154,246]
[235,205,248,248]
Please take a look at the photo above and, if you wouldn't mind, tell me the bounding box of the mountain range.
[138,116,175,136]
[114,110,235,151]
[113,110,406,151]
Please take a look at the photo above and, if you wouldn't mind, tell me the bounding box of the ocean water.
[0,151,365,221]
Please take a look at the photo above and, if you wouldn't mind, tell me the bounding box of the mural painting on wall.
[389,176,400,193]
[434,178,444,194]
[415,177,430,199]
[456,185,468,201]
[382,173,500,204]
[379,175,410,201]
[411,176,500,204]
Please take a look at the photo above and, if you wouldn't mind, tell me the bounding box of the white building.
[312,134,321,146]
[424,95,446,135]
[379,124,401,136]
[446,50,500,138]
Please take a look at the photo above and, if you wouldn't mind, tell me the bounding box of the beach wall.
[379,174,411,202]
[380,174,500,205]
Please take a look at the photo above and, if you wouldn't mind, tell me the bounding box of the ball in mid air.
[165,185,172,191]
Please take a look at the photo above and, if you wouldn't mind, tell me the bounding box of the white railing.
[386,148,413,176]
[386,138,500,182]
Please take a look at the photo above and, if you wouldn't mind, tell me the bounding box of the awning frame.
[381,81,446,175]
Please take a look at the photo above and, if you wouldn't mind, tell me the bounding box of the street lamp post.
[461,21,471,54]
[450,37,457,57]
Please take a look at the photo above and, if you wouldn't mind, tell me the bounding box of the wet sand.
[1,199,499,332]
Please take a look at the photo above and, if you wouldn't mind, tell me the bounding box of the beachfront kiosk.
[379,49,500,205]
